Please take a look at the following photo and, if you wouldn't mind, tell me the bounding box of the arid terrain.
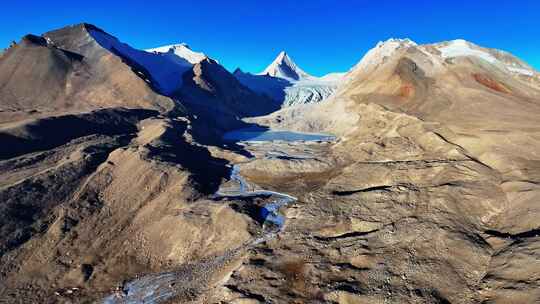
[1,24,540,304]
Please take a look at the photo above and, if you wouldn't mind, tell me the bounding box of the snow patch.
[507,66,535,76]
[438,39,497,64]
[437,40,536,76]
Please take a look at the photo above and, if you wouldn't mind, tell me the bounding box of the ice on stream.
[102,273,177,304]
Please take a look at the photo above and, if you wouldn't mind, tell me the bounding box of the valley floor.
[1,104,540,303]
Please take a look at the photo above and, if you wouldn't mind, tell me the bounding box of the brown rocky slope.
[247,38,540,303]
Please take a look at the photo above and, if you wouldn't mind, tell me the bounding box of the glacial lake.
[222,127,335,142]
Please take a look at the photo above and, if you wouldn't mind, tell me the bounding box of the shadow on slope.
[86,24,193,96]
[141,118,232,195]
[0,108,158,160]
[0,134,133,257]
[233,69,291,103]
[177,59,282,126]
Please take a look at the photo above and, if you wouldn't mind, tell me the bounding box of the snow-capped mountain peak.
[353,38,418,72]
[236,51,343,108]
[259,51,312,81]
[146,43,208,64]
[376,38,417,48]
[274,51,296,67]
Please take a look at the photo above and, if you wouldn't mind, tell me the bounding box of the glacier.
[234,51,344,108]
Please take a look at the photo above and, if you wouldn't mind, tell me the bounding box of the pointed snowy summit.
[259,51,312,81]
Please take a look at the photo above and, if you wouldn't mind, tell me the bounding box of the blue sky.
[1,1,539,76]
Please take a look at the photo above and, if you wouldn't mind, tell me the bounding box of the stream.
[103,128,335,304]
